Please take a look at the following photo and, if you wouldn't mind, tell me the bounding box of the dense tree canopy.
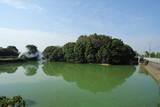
[43,46,64,61]
[0,46,19,57]
[63,42,76,62]
[43,34,137,65]
[143,51,160,58]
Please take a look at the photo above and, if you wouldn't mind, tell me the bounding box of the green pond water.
[0,62,160,107]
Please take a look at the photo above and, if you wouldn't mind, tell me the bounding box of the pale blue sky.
[0,0,160,53]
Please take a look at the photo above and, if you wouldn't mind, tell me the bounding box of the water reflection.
[25,99,36,106]
[0,62,160,106]
[0,62,39,76]
[0,63,20,74]
[43,62,136,93]
[21,62,39,76]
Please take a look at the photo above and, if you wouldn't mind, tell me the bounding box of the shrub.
[144,60,149,65]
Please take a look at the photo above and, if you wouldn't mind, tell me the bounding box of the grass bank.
[0,57,26,64]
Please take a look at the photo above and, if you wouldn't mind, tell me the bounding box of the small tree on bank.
[20,45,39,60]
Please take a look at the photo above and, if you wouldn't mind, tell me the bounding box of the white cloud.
[1,0,43,10]
[0,28,76,52]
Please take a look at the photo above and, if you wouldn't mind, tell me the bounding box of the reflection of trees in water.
[0,62,39,76]
[22,62,39,76]
[43,62,136,93]
[0,63,21,74]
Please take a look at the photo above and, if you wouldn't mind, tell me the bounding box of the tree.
[156,52,160,58]
[7,46,19,55]
[85,34,99,63]
[144,51,150,57]
[96,35,112,63]
[43,34,137,65]
[109,39,124,64]
[74,35,88,63]
[0,46,19,57]
[20,45,39,60]
[74,33,113,63]
[150,52,156,58]
[109,39,136,64]
[97,47,111,63]
[43,46,64,61]
[63,42,76,62]
[26,45,38,54]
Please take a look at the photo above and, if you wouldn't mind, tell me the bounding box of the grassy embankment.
[0,57,25,64]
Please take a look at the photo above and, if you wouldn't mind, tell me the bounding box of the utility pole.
[149,43,151,58]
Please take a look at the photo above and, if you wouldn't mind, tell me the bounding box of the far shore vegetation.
[142,51,160,58]
[0,33,138,65]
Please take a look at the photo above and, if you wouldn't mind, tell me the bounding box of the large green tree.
[43,34,137,65]
[109,39,136,64]
[43,46,64,61]
[74,35,88,63]
[63,42,76,62]
[0,46,19,57]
